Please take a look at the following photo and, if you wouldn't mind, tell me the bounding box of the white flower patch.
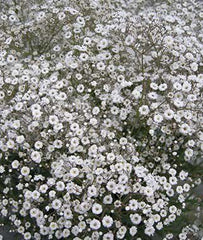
[0,0,203,239]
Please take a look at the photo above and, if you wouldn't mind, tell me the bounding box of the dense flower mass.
[0,0,203,239]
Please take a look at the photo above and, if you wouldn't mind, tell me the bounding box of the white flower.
[130,213,142,224]
[97,38,108,49]
[171,62,179,70]
[134,166,147,178]
[96,61,105,71]
[144,226,155,236]
[153,114,163,123]
[49,115,59,125]
[159,83,167,91]
[119,137,127,145]
[90,219,101,230]
[106,180,116,191]
[128,199,138,211]
[64,209,73,219]
[0,166,5,173]
[6,139,15,149]
[76,84,85,93]
[56,181,65,191]
[139,105,150,115]
[165,15,175,23]
[169,177,177,185]
[92,203,103,215]
[92,107,100,115]
[107,153,115,162]
[180,123,191,135]
[52,199,62,210]
[164,36,174,46]
[103,232,114,240]
[79,53,89,61]
[7,54,15,63]
[190,62,198,71]
[16,135,25,144]
[0,91,5,100]
[173,82,182,90]
[132,89,141,99]
[164,109,174,120]
[183,183,190,192]
[117,226,127,238]
[31,151,41,163]
[62,229,70,238]
[150,82,158,90]
[40,226,49,236]
[11,160,20,169]
[21,166,30,176]
[34,141,43,149]
[103,195,113,204]
[49,222,58,231]
[156,222,163,230]
[153,214,161,222]
[182,81,191,92]
[168,214,176,222]
[70,123,79,132]
[47,178,56,186]
[31,103,41,112]
[32,190,40,200]
[184,148,193,158]
[148,92,158,100]
[70,168,79,178]
[38,184,48,194]
[129,226,137,236]
[125,35,134,45]
[90,118,97,125]
[102,215,113,228]
[24,232,31,240]
[65,55,78,69]
[118,174,128,184]
[88,185,97,197]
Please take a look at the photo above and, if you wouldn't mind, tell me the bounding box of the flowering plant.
[0,0,203,239]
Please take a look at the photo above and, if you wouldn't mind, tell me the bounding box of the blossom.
[130,214,142,225]
[92,203,103,215]
[139,105,150,115]
[70,167,79,177]
[21,166,30,176]
[11,160,20,169]
[102,216,113,228]
[52,199,62,210]
[31,151,41,163]
[144,226,155,236]
[90,219,101,230]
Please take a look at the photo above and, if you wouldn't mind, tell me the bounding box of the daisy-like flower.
[70,167,79,178]
[92,203,103,215]
[52,199,62,210]
[144,226,155,236]
[31,151,41,163]
[21,166,30,176]
[11,160,20,169]
[180,123,191,135]
[102,216,113,228]
[139,105,150,115]
[130,213,142,225]
[90,219,101,230]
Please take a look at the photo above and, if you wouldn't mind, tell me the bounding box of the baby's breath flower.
[0,0,202,239]
[102,216,113,228]
[21,166,30,176]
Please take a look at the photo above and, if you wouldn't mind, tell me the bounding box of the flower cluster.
[0,0,203,239]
